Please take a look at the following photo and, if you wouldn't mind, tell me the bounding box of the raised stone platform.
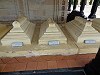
[39,18,67,45]
[1,17,36,46]
[66,17,100,43]
[0,23,78,57]
[0,23,12,45]
[92,18,100,33]
[0,17,99,57]
[65,17,100,54]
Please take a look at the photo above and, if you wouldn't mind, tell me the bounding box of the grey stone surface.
[0,0,68,22]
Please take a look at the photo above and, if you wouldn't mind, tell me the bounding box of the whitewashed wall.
[0,0,68,22]
[0,0,18,21]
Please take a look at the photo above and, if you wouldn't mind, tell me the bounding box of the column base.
[79,12,86,18]
[67,10,87,22]
[88,14,96,19]
[68,9,71,11]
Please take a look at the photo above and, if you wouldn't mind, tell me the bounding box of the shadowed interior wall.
[0,0,68,22]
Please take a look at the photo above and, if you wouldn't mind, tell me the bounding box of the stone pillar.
[89,0,94,5]
[86,0,90,5]
[88,0,99,19]
[92,0,94,5]
[73,0,78,10]
[68,0,72,11]
[61,0,65,22]
[78,0,81,6]
[80,0,86,15]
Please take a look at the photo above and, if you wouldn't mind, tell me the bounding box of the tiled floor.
[0,54,96,72]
